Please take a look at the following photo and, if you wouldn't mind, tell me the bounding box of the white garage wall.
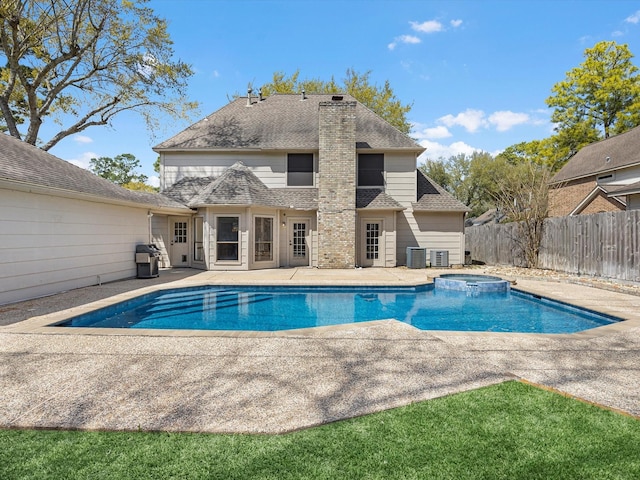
[0,188,151,305]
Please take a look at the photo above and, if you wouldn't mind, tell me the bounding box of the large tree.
[90,153,147,186]
[259,69,413,134]
[0,0,197,150]
[546,41,640,140]
[420,151,500,217]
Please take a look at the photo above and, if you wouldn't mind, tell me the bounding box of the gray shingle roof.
[413,170,470,212]
[154,94,424,152]
[162,176,217,204]
[188,162,283,207]
[356,188,405,210]
[271,188,319,210]
[551,125,640,184]
[0,133,190,211]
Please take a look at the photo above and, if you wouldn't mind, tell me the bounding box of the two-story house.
[152,93,469,270]
[549,125,640,216]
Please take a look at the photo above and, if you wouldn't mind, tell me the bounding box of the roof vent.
[606,156,611,163]
[301,89,306,101]
[258,88,263,102]
[247,88,252,107]
[331,95,343,101]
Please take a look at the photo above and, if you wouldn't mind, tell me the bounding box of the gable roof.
[0,133,189,211]
[551,125,640,184]
[413,170,470,212]
[154,93,424,153]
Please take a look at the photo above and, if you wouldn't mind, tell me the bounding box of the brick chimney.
[317,97,357,268]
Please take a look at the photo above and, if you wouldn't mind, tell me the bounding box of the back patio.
[1,267,639,433]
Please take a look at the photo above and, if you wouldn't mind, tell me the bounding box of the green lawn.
[1,381,639,479]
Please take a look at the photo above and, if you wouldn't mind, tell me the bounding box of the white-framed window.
[254,216,274,262]
[216,216,239,261]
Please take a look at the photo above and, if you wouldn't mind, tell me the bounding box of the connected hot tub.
[435,274,510,292]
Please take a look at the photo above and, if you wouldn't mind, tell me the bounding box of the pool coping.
[1,267,640,433]
[3,272,639,340]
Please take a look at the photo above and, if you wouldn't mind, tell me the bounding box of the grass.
[1,381,639,479]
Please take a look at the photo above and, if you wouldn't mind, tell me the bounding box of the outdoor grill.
[135,244,161,278]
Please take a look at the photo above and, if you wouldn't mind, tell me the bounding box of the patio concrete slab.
[1,267,639,433]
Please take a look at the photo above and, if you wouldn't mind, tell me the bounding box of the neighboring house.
[153,93,469,270]
[549,125,640,217]
[465,208,506,227]
[0,133,191,305]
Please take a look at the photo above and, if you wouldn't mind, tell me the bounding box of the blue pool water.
[54,284,621,334]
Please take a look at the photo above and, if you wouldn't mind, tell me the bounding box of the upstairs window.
[287,153,314,186]
[358,154,384,187]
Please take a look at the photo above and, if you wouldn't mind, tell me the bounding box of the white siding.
[397,210,465,266]
[151,215,170,268]
[599,164,640,186]
[384,153,417,206]
[627,194,640,210]
[161,152,289,189]
[0,188,150,305]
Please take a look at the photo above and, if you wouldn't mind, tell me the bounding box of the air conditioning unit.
[430,250,449,268]
[406,247,426,269]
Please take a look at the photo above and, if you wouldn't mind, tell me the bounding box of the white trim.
[570,186,626,216]
[213,214,243,266]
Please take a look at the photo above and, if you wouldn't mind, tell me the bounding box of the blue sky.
[42,0,640,187]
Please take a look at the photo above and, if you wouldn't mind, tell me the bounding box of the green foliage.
[2,382,640,479]
[122,180,157,192]
[90,153,148,186]
[420,151,500,217]
[259,69,412,134]
[546,41,640,140]
[0,0,198,150]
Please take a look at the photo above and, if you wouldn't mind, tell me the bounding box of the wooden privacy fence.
[465,210,640,282]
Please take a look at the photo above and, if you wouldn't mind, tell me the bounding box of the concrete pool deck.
[1,267,639,433]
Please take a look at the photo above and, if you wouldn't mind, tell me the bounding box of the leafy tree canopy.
[258,69,413,134]
[0,0,198,150]
[90,153,148,187]
[546,40,640,140]
[420,151,500,217]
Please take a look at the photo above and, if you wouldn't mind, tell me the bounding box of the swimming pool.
[54,284,621,334]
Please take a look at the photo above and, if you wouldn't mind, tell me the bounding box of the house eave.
[550,161,640,185]
[0,178,192,214]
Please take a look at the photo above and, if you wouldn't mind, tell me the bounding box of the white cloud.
[438,109,487,133]
[488,110,530,132]
[211,70,220,78]
[413,125,452,140]
[450,19,463,28]
[73,134,93,144]
[417,139,480,163]
[625,10,640,23]
[148,175,160,188]
[66,151,97,170]
[410,20,443,33]
[388,34,421,50]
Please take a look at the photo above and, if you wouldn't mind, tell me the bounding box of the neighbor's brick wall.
[317,100,357,268]
[549,177,623,217]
